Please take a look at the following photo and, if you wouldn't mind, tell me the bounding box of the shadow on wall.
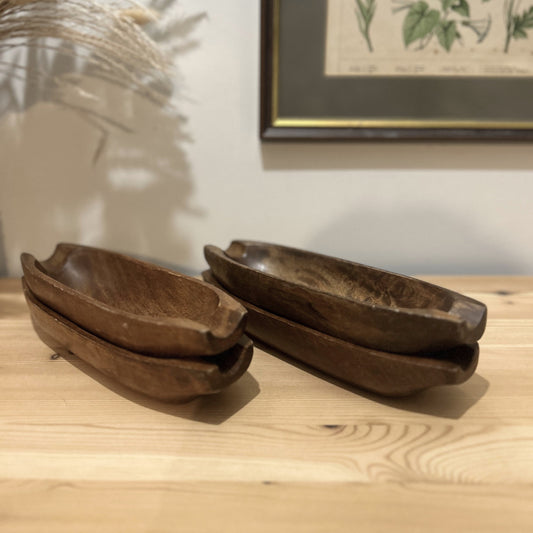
[307,207,526,275]
[0,4,205,276]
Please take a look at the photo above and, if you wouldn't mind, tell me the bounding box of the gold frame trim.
[269,0,533,131]
[270,0,280,128]
[273,118,533,130]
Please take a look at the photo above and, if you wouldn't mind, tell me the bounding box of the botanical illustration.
[326,0,533,76]
[505,0,533,52]
[392,0,492,52]
[355,0,377,51]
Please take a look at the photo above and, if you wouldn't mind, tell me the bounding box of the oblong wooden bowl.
[204,241,487,354]
[23,278,253,403]
[203,270,478,397]
[21,243,247,357]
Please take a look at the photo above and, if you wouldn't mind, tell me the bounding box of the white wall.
[1,0,533,277]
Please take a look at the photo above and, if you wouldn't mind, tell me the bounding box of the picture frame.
[260,0,533,141]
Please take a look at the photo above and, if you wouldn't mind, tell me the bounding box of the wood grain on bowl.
[203,270,478,397]
[21,243,247,356]
[23,278,253,403]
[204,241,486,354]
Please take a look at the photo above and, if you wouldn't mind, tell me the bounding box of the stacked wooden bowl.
[21,244,253,402]
[204,240,487,397]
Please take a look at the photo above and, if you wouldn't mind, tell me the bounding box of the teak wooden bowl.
[204,241,487,354]
[203,270,478,397]
[21,243,247,357]
[23,279,253,403]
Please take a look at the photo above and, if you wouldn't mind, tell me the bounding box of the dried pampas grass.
[0,0,172,105]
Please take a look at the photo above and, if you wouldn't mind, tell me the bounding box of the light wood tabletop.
[1,276,532,532]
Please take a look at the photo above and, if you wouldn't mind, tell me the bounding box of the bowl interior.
[38,247,221,325]
[226,242,455,312]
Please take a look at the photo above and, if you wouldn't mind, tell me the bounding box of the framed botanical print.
[261,0,533,140]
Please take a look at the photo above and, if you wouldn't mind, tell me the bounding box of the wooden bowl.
[204,241,487,354]
[21,243,247,357]
[23,278,253,403]
[203,270,478,397]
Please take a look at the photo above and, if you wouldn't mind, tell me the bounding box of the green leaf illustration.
[452,0,470,17]
[354,0,377,52]
[513,7,533,37]
[505,2,533,52]
[395,0,492,51]
[403,2,440,46]
[435,20,458,50]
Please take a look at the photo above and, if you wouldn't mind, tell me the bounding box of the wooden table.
[1,277,532,532]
